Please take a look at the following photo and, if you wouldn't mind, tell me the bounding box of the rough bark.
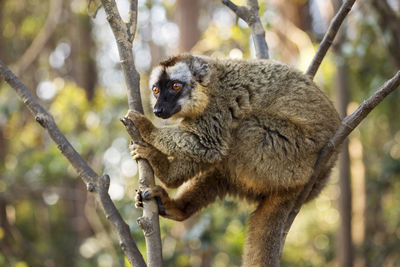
[0,60,146,267]
[100,0,163,266]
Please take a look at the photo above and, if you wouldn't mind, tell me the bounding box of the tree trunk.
[336,61,353,267]
[176,0,200,52]
[363,180,384,267]
[333,0,353,265]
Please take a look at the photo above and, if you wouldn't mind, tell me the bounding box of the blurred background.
[0,0,400,266]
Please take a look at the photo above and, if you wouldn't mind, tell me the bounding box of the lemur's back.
[212,58,339,148]
[210,58,340,194]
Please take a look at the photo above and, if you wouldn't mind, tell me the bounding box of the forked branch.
[0,60,146,267]
[222,0,269,59]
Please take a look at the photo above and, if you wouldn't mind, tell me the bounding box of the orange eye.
[172,82,182,91]
[152,86,159,94]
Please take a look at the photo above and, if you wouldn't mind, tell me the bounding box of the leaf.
[87,0,102,18]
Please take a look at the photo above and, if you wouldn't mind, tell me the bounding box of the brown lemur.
[127,54,340,266]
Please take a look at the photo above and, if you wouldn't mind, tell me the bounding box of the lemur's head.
[149,55,211,119]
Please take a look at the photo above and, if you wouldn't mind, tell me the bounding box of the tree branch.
[283,69,400,242]
[222,0,269,59]
[100,0,163,266]
[0,60,146,267]
[12,0,63,76]
[127,0,138,44]
[305,0,356,79]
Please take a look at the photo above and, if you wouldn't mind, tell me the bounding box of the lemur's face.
[149,62,192,119]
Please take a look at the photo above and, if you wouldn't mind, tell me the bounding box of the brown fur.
[171,84,209,120]
[129,54,340,266]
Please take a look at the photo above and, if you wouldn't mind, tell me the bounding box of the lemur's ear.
[191,57,211,86]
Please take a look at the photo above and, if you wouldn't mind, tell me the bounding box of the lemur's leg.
[136,169,227,221]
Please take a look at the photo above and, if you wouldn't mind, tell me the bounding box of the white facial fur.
[167,62,191,83]
[149,66,163,89]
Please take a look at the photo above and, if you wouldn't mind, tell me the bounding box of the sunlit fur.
[132,54,340,266]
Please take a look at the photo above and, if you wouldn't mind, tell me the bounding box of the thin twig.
[0,60,146,267]
[12,0,63,76]
[100,0,163,266]
[284,70,400,240]
[305,0,356,79]
[127,0,138,43]
[222,0,269,59]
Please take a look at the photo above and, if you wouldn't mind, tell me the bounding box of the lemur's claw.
[134,188,166,215]
[135,189,144,208]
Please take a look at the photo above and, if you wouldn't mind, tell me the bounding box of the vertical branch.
[222,0,269,59]
[332,0,353,263]
[336,62,353,267]
[305,0,356,79]
[127,0,138,44]
[100,0,163,266]
[0,60,146,267]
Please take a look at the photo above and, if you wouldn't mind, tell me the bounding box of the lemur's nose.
[154,106,164,117]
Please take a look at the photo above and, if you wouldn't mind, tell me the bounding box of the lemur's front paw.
[135,186,168,215]
[125,110,155,140]
[129,142,153,161]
